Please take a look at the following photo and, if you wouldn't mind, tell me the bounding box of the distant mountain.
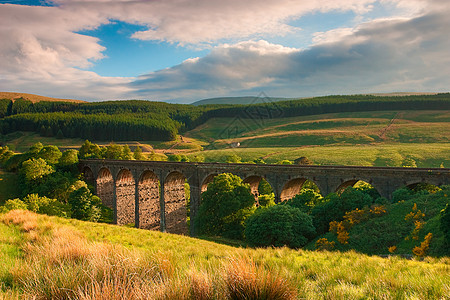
[0,92,86,103]
[191,96,295,106]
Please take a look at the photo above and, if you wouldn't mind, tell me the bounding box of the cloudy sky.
[0,0,449,103]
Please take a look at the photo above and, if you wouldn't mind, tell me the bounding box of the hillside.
[1,209,448,299]
[0,92,86,103]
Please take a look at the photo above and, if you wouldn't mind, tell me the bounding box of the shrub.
[23,194,70,217]
[245,205,315,248]
[0,198,28,213]
[258,193,275,207]
[440,203,450,244]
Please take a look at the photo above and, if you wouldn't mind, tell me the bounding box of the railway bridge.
[79,159,450,235]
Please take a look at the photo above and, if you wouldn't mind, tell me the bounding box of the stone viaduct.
[79,159,450,235]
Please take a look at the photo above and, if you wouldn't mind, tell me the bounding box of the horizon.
[1,0,449,103]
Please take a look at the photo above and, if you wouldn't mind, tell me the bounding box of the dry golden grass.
[1,210,449,299]
[0,92,85,103]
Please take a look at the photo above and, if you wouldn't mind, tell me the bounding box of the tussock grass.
[1,210,449,299]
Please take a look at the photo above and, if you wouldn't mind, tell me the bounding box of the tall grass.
[1,210,449,299]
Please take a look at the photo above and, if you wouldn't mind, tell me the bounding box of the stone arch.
[81,166,95,189]
[201,173,218,193]
[97,167,114,209]
[404,181,441,193]
[336,179,381,198]
[243,175,263,200]
[280,177,320,202]
[138,170,160,230]
[116,169,135,226]
[165,171,189,235]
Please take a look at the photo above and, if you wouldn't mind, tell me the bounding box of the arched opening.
[138,170,160,230]
[243,176,274,204]
[336,180,381,198]
[405,182,441,194]
[280,178,320,202]
[165,171,190,235]
[243,175,263,199]
[201,174,218,193]
[116,169,135,226]
[81,166,95,191]
[97,167,114,209]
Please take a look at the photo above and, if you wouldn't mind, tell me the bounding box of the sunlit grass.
[1,210,449,299]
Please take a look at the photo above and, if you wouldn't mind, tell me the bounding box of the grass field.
[186,110,450,148]
[1,210,449,299]
[187,143,450,167]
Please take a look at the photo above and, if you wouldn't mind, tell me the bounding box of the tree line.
[1,93,449,141]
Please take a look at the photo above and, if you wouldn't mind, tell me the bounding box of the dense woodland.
[0,94,449,141]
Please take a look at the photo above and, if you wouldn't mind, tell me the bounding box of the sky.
[0,0,449,103]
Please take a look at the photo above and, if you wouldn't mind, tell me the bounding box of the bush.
[441,203,450,244]
[23,194,70,217]
[245,205,315,248]
[283,188,322,214]
[0,198,28,213]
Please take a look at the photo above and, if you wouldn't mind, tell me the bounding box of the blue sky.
[0,0,449,103]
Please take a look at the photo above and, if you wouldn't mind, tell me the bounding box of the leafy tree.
[133,146,145,160]
[311,187,373,234]
[258,193,275,207]
[20,158,54,182]
[68,186,102,222]
[196,173,255,239]
[294,156,313,165]
[245,205,315,248]
[38,145,62,164]
[104,143,123,160]
[121,145,133,160]
[29,142,43,155]
[258,178,273,195]
[190,154,205,162]
[58,149,79,172]
[284,188,323,214]
[79,140,102,159]
[226,154,241,163]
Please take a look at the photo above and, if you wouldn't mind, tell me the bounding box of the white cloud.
[0,0,449,101]
[129,2,450,102]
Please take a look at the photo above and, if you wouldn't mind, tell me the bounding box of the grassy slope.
[184,110,450,167]
[1,210,449,299]
[0,92,85,103]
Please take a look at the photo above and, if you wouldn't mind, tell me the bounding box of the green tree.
[196,173,255,239]
[20,158,55,182]
[121,145,133,160]
[258,178,273,195]
[284,188,323,214]
[133,146,145,160]
[258,193,275,207]
[226,154,241,163]
[58,149,79,171]
[104,143,123,160]
[276,160,293,165]
[68,186,102,222]
[245,205,315,248]
[38,145,62,164]
[79,140,101,159]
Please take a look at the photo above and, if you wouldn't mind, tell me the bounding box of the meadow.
[1,209,449,299]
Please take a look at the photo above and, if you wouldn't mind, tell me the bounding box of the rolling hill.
[0,92,86,103]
